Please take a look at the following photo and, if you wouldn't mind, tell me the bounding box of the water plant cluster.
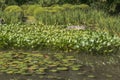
[0,51,81,75]
[0,24,120,54]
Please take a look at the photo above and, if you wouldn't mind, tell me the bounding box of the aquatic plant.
[0,24,120,54]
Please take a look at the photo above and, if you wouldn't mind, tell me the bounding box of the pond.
[0,51,120,80]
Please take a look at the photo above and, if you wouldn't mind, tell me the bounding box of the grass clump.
[4,5,23,24]
[19,4,120,36]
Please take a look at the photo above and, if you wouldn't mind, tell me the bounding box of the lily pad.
[49,69,58,73]
[71,65,80,71]
[88,75,96,78]
[57,67,68,71]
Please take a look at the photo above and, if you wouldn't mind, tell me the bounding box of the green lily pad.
[57,67,68,71]
[6,71,14,74]
[88,75,96,78]
[77,72,85,75]
[39,76,44,79]
[71,67,80,71]
[71,65,80,71]
[49,69,58,73]
[47,76,57,79]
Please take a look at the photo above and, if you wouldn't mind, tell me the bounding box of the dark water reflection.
[0,51,120,80]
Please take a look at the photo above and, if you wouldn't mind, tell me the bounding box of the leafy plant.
[0,24,120,54]
[4,5,23,23]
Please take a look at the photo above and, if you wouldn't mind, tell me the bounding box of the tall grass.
[24,4,120,36]
[2,4,120,36]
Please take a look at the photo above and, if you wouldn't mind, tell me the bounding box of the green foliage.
[4,5,23,23]
[0,24,120,54]
[0,0,6,10]
[2,4,120,35]
[37,0,60,6]
[0,0,119,14]
[5,0,38,5]
[0,10,4,18]
[5,0,17,5]
[107,0,120,13]
[23,16,36,24]
[25,5,41,16]
[22,5,120,36]
[25,4,89,25]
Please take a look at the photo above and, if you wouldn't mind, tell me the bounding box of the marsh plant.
[20,4,120,36]
[0,24,120,55]
[1,4,120,36]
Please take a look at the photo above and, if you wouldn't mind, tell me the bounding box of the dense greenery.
[0,1,120,79]
[0,0,120,54]
[0,24,120,54]
[4,5,23,23]
[1,4,119,36]
[0,0,119,13]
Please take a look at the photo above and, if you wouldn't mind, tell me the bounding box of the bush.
[50,5,64,12]
[25,5,41,16]
[37,0,60,6]
[22,16,36,24]
[33,7,48,21]
[4,5,23,23]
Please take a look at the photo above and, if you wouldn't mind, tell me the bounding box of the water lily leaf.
[88,75,96,78]
[49,69,58,73]
[57,67,68,71]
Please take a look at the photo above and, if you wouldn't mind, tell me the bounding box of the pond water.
[0,51,120,80]
[0,64,120,80]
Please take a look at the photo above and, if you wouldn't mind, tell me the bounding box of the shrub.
[73,4,89,9]
[33,7,48,21]
[25,5,41,16]
[4,5,23,24]
[38,0,60,6]
[62,4,73,10]
[50,5,64,12]
[22,16,36,24]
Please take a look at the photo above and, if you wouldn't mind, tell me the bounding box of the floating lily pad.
[49,69,58,73]
[57,67,68,71]
[6,71,14,74]
[71,67,80,71]
[71,65,80,71]
[88,75,96,78]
